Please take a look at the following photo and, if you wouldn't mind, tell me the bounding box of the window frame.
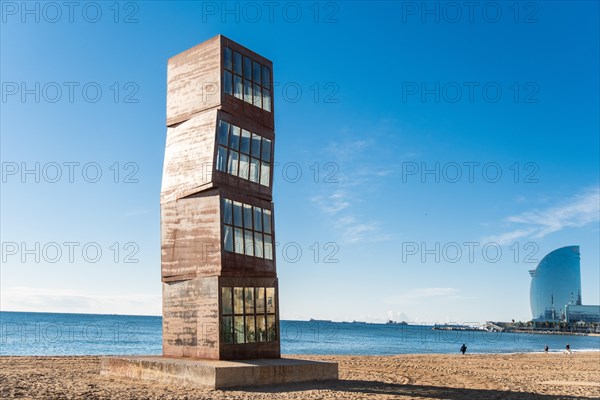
[223,46,272,112]
[221,285,277,345]
[215,119,273,188]
[221,197,274,261]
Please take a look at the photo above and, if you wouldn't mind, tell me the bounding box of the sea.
[1,311,598,356]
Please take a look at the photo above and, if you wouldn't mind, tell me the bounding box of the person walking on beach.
[544,345,549,353]
[460,344,467,355]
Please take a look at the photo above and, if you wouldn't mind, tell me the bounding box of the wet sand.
[1,352,599,399]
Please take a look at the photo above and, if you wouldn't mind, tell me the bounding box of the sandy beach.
[1,352,599,399]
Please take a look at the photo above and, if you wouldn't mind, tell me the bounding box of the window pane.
[244,79,252,103]
[233,202,243,227]
[264,235,273,260]
[263,209,272,234]
[253,84,262,108]
[216,146,227,172]
[253,61,261,85]
[224,47,233,71]
[234,227,244,254]
[234,75,243,99]
[239,154,250,180]
[251,133,261,158]
[243,204,253,228]
[233,51,242,75]
[260,161,270,187]
[240,129,251,154]
[223,71,233,95]
[222,316,233,344]
[253,207,263,232]
[230,125,240,150]
[218,120,229,146]
[244,287,255,314]
[250,158,260,183]
[261,138,271,162]
[245,315,256,343]
[255,287,265,314]
[233,287,244,314]
[262,66,271,88]
[256,315,267,342]
[222,287,233,315]
[223,225,233,252]
[223,199,232,225]
[227,150,239,176]
[234,316,245,344]
[244,230,254,256]
[267,314,277,341]
[243,56,252,80]
[254,232,264,258]
[266,288,275,313]
[262,89,271,112]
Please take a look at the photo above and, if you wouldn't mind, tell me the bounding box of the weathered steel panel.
[162,277,220,359]
[167,35,222,127]
[161,191,221,279]
[161,110,218,204]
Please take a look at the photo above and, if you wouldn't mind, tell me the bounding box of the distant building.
[565,305,600,324]
[529,246,582,322]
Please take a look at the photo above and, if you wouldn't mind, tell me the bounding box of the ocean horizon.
[1,311,598,357]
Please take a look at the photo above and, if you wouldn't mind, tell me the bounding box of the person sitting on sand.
[460,344,467,355]
[565,344,572,354]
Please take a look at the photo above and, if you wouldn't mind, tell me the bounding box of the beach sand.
[1,352,599,399]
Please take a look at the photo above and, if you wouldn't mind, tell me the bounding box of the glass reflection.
[255,287,265,313]
[257,315,266,342]
[234,316,245,344]
[244,287,255,314]
[245,315,256,343]
[267,315,277,341]
[222,287,233,314]
[233,287,244,314]
[222,316,233,344]
[266,288,275,313]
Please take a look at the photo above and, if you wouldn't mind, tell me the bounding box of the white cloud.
[385,287,465,305]
[310,190,351,215]
[0,287,161,316]
[335,217,393,244]
[484,188,600,245]
[312,137,396,244]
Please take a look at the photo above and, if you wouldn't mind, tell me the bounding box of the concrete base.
[100,356,338,389]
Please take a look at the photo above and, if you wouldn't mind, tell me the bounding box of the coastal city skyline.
[2,2,599,325]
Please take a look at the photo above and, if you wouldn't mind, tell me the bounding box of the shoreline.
[2,348,599,358]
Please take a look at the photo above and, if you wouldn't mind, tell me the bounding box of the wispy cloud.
[310,190,351,215]
[325,139,372,160]
[335,216,394,243]
[0,287,161,316]
[385,287,466,305]
[484,187,600,245]
[311,134,399,244]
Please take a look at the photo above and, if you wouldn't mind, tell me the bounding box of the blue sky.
[1,1,598,324]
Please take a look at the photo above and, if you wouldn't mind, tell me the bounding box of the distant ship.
[309,318,332,323]
[386,320,408,325]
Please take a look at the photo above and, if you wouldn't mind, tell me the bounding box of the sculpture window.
[222,198,273,260]
[221,286,277,344]
[216,120,272,187]
[223,46,272,112]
